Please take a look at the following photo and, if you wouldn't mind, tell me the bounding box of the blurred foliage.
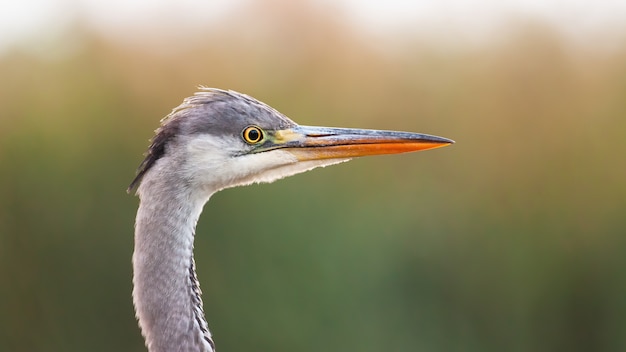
[1,3,626,352]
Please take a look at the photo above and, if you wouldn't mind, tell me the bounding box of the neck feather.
[133,172,215,352]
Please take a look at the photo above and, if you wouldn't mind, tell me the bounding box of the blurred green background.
[1,1,625,351]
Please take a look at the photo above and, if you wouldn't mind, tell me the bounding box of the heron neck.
[133,177,215,352]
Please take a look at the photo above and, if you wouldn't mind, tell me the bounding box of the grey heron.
[128,88,453,352]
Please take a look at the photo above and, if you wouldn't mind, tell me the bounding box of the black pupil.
[248,128,260,141]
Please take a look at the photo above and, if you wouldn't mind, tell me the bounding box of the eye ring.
[242,125,264,144]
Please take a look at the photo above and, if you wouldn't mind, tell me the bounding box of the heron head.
[128,88,453,195]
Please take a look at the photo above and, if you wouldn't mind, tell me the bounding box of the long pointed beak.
[266,125,454,161]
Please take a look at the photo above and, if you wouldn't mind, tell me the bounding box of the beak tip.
[432,136,455,145]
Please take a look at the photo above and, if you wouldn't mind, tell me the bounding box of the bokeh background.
[1,1,625,351]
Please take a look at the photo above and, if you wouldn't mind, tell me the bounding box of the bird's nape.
[129,87,453,352]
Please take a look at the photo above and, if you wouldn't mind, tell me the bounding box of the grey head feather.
[127,88,297,193]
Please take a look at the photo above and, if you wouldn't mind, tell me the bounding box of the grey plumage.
[128,89,296,192]
[130,88,453,352]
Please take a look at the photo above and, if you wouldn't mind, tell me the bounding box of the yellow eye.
[242,126,264,144]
